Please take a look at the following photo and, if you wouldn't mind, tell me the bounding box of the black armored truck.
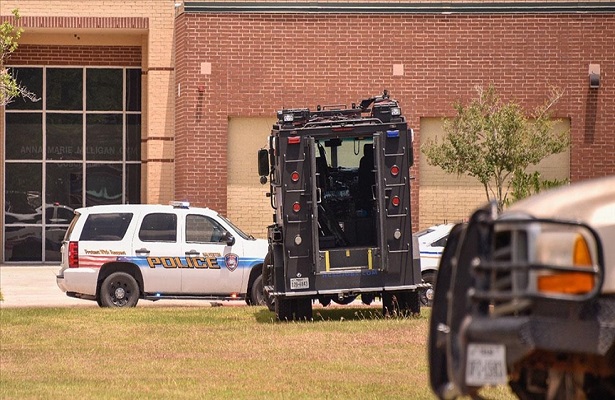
[257,92,422,321]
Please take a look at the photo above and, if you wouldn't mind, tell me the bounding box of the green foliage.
[507,170,569,206]
[0,9,38,106]
[421,85,569,211]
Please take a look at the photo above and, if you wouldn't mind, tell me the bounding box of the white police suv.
[56,202,268,307]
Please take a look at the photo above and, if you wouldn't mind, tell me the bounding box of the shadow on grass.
[254,306,425,323]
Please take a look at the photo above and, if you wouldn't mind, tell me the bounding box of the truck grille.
[471,219,603,317]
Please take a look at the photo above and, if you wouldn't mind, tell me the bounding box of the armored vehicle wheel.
[361,293,375,305]
[295,298,313,321]
[382,290,419,317]
[275,297,312,321]
[318,296,332,307]
[250,274,265,306]
[99,272,139,308]
[275,297,293,321]
[332,295,357,305]
[262,252,275,311]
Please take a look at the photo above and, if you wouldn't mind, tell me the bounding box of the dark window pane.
[80,213,133,241]
[126,69,141,111]
[46,163,82,211]
[126,164,141,204]
[5,163,42,224]
[47,68,83,110]
[5,226,42,261]
[45,226,66,261]
[126,114,141,161]
[86,114,122,161]
[6,67,43,110]
[46,114,83,160]
[139,213,177,242]
[87,68,122,111]
[5,113,43,160]
[86,164,122,206]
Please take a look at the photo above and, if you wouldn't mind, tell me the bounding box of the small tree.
[1,9,38,106]
[421,85,569,212]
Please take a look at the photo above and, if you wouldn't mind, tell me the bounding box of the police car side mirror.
[223,231,236,246]
[258,149,269,184]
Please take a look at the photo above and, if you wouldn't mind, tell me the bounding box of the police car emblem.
[224,253,239,271]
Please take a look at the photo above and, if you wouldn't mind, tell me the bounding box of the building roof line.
[182,2,615,14]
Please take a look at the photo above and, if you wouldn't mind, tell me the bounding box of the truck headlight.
[533,228,598,295]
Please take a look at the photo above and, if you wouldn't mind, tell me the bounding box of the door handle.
[135,248,150,255]
[185,250,200,256]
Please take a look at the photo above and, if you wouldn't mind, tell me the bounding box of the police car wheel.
[99,272,139,308]
[419,271,436,307]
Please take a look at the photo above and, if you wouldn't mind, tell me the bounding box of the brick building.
[1,1,614,263]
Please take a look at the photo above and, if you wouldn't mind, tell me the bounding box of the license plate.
[465,343,507,386]
[290,277,309,290]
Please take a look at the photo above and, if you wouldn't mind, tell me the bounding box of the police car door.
[132,211,182,293]
[180,212,245,295]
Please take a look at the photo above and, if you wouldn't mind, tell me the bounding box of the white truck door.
[179,212,246,295]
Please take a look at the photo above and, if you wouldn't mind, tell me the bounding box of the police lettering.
[147,256,221,269]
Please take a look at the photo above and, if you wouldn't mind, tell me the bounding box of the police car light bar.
[170,201,190,208]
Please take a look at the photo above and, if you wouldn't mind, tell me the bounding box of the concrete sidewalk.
[0,265,244,308]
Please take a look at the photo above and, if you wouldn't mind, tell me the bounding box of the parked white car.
[414,223,455,306]
[56,202,268,307]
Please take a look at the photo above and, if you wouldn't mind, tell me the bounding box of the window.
[4,66,141,262]
[80,213,133,241]
[186,214,225,243]
[432,236,449,248]
[139,213,177,242]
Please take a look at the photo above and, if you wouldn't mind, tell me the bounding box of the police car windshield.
[217,214,254,240]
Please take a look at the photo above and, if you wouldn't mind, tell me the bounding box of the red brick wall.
[9,45,142,66]
[175,12,615,229]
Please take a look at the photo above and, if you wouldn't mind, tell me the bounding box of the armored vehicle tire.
[332,295,357,305]
[250,274,265,306]
[99,272,140,308]
[419,271,436,307]
[275,297,293,321]
[262,252,275,311]
[275,297,313,321]
[318,296,332,307]
[382,290,420,317]
[295,298,312,321]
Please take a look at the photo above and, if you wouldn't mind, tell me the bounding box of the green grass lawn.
[0,306,515,399]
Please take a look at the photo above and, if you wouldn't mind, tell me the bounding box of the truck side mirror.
[258,149,269,184]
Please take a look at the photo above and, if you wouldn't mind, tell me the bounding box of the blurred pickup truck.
[428,176,615,400]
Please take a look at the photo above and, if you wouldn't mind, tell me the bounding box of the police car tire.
[99,272,140,308]
[419,271,436,307]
